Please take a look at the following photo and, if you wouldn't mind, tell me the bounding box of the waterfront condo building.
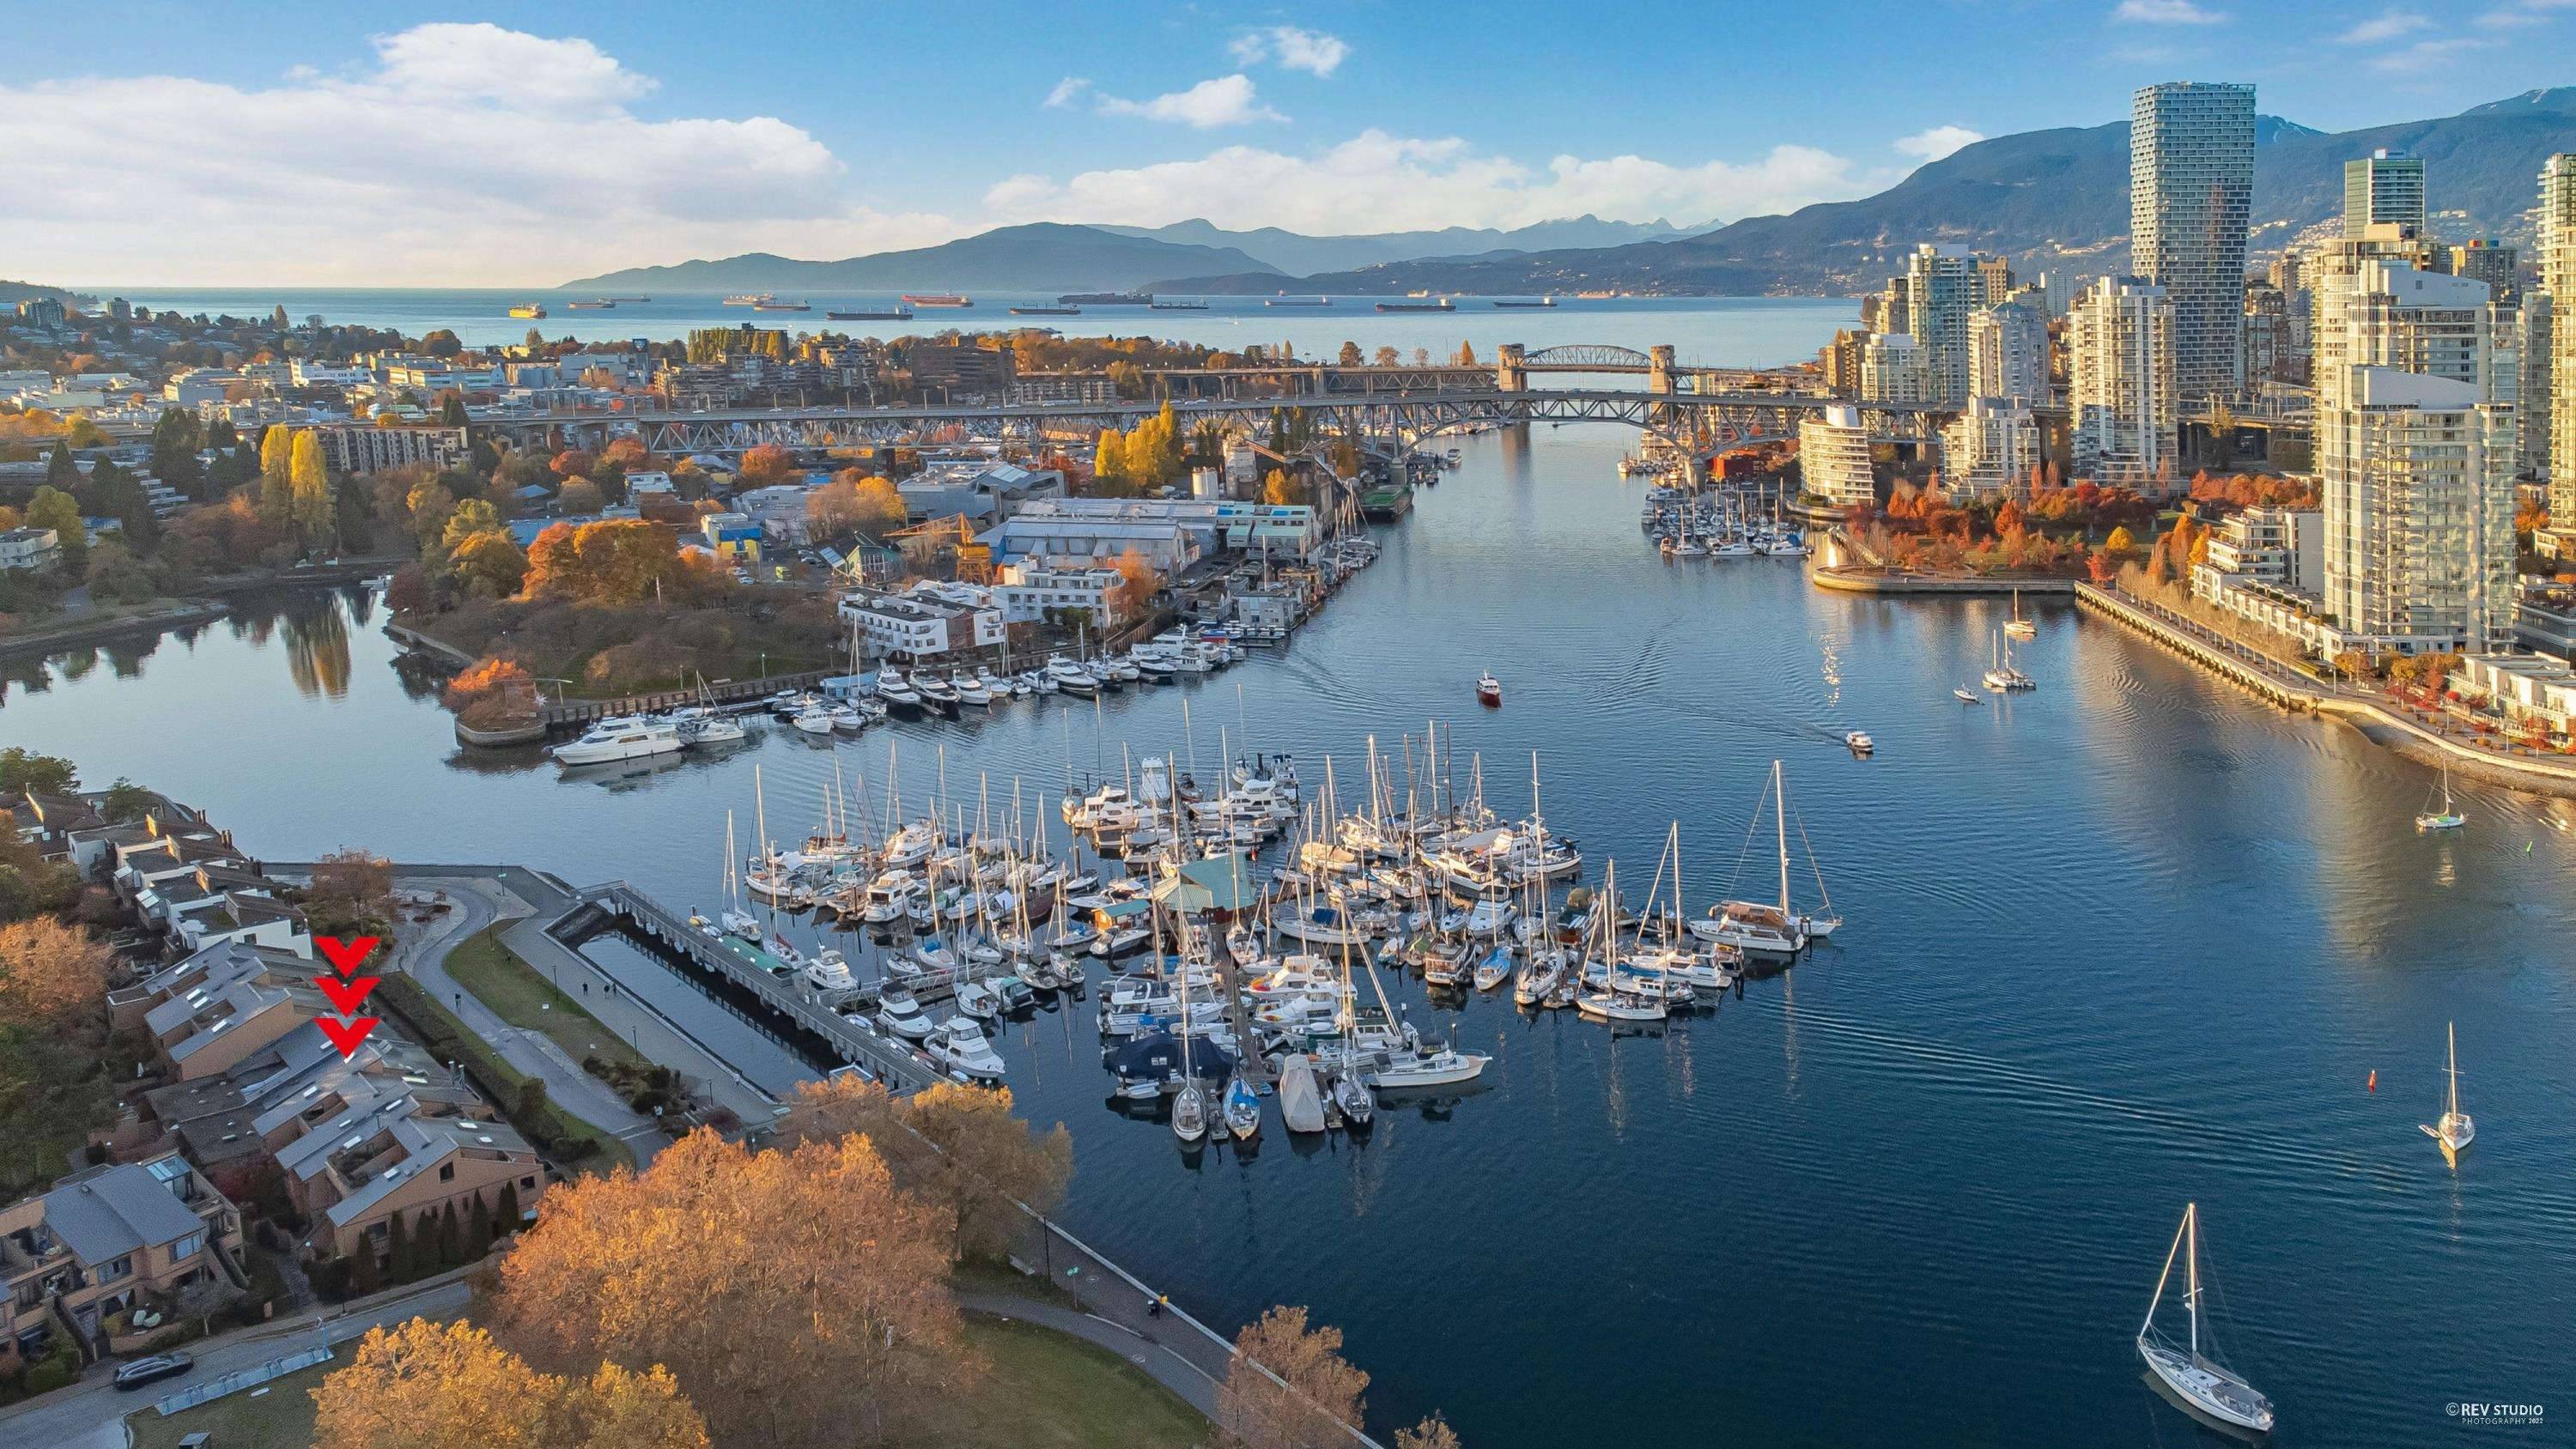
[2317,264,2517,654]
[2344,149,2427,237]
[1968,301,2050,405]
[1798,406,1877,508]
[1939,397,2044,500]
[2069,277,2176,488]
[1857,332,1930,407]
[2543,155,2576,514]
[2447,240,2519,306]
[1900,244,1983,407]
[2130,82,2256,398]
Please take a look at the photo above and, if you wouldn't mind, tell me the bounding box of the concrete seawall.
[2074,582,2576,799]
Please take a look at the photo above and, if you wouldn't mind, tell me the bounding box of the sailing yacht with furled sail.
[1695,760,1838,961]
[2415,759,2465,831]
[2138,1203,2275,1434]
[2421,1020,2474,1158]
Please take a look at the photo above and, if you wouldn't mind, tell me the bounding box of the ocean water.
[9,424,2572,1446]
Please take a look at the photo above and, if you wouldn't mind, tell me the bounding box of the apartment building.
[0,1155,246,1368]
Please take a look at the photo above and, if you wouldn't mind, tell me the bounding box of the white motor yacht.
[550,715,684,767]
[1365,1045,1492,1088]
[951,671,993,706]
[800,949,856,992]
[790,703,835,736]
[670,706,747,746]
[876,991,935,1040]
[875,670,924,711]
[927,1016,1005,1079]
[1044,655,1098,694]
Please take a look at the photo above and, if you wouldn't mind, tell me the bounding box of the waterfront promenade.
[2075,582,2576,796]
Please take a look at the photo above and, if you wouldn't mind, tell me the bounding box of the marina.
[11,422,2573,1448]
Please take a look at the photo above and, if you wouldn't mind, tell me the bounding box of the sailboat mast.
[2186,1202,2202,1361]
[1775,760,1791,914]
[2447,1021,2461,1119]
[2142,1206,2186,1340]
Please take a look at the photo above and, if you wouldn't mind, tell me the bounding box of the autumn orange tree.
[736,442,799,488]
[1219,1306,1373,1449]
[0,915,111,1026]
[1108,547,1162,621]
[896,1082,1072,1261]
[313,1318,708,1449]
[489,1128,975,1448]
[524,519,700,603]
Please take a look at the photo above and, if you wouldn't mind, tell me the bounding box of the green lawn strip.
[943,1312,1207,1449]
[373,970,635,1178]
[125,1343,355,1449]
[440,926,654,1075]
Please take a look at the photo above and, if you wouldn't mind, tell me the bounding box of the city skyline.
[6,3,2576,286]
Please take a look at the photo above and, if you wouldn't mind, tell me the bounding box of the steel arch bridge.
[1520,343,1656,370]
[483,389,1935,458]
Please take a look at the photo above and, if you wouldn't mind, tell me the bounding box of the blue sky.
[5,1,2570,284]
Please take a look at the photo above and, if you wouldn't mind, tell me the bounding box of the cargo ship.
[1375,298,1455,312]
[606,296,652,303]
[565,299,617,310]
[902,294,974,308]
[1011,305,1080,316]
[1493,296,1558,308]
[507,302,547,318]
[827,306,914,321]
[751,299,811,312]
[723,293,774,306]
[1150,300,1210,310]
[1060,292,1151,306]
[1264,296,1332,307]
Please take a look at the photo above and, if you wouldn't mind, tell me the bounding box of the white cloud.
[0,24,959,285]
[2336,9,2432,41]
[2476,0,2575,25]
[984,129,1878,236]
[1096,74,1284,128]
[1045,76,1090,107]
[1230,26,1352,76]
[1894,125,1984,161]
[2113,0,2227,22]
[2366,34,2500,68]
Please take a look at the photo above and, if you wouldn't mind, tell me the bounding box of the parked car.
[113,1353,195,1391]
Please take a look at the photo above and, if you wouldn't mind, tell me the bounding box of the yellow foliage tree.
[311,1318,708,1449]
[896,1082,1073,1261]
[1219,1306,1371,1449]
[289,428,335,543]
[489,1128,975,1448]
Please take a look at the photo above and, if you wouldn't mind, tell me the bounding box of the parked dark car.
[112,1353,194,1390]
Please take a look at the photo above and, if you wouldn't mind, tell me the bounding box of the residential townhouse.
[0,1155,246,1369]
[278,1095,545,1263]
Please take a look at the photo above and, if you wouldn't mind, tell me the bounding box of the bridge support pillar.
[1649,344,1676,396]
[1496,343,1526,394]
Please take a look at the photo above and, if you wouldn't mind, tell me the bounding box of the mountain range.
[562,223,1283,294]
[1151,88,2576,297]
[566,88,2575,300]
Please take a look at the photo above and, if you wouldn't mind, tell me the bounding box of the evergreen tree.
[349,1239,383,1298]
[495,1181,523,1234]
[467,1192,495,1259]
[45,442,78,488]
[270,304,289,331]
[437,1201,463,1269]
[149,409,204,499]
[386,1208,414,1282]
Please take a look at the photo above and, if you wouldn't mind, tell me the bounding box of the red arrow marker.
[318,975,380,1017]
[317,936,382,978]
[317,1016,380,1060]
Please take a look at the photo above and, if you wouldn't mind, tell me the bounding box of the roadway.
[0,1276,471,1449]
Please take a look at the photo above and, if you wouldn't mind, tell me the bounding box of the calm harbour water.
[10,433,2575,1445]
[105,288,1854,367]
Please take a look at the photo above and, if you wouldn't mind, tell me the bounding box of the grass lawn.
[939,1313,1207,1449]
[440,925,655,1076]
[376,964,635,1177]
[126,1343,354,1449]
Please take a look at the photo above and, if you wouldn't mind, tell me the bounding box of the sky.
[5,0,2572,287]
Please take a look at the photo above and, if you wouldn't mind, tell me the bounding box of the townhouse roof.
[39,1159,208,1264]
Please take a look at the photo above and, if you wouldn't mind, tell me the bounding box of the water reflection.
[282,599,353,699]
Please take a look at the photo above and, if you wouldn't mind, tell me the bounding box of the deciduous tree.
[311,1318,710,1449]
[895,1082,1072,1261]
[736,443,798,488]
[1218,1306,1370,1449]
[489,1128,972,1448]
[0,917,112,1025]
[1395,1413,1464,1449]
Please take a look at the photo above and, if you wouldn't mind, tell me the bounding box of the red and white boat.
[1476,672,1503,706]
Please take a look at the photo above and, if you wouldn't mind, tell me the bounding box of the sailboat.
[2415,759,2466,831]
[718,812,759,940]
[2004,589,2037,640]
[1697,761,1831,961]
[2420,1020,2474,1158]
[2137,1203,2275,1434]
[1223,1076,1263,1141]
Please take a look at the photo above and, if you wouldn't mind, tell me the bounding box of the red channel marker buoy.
[2367,1070,2378,1093]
